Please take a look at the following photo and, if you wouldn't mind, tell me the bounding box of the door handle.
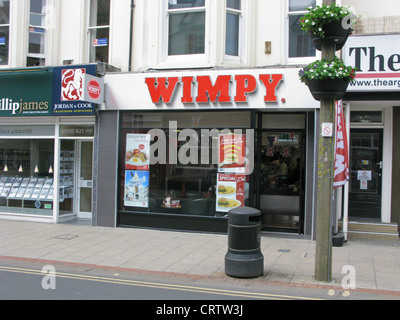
[376,161,383,169]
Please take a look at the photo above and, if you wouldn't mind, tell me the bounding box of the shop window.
[167,0,206,56]
[287,0,316,59]
[0,0,10,66]
[119,111,252,218]
[0,139,54,216]
[89,0,110,63]
[225,0,241,57]
[350,111,383,124]
[27,0,47,67]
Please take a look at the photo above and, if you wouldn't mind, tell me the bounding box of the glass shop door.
[59,140,76,217]
[59,140,93,220]
[77,140,93,219]
[348,129,383,220]
[256,130,305,233]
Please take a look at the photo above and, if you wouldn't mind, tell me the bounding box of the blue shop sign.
[52,65,97,116]
[93,38,108,47]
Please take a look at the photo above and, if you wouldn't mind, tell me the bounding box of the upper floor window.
[167,0,206,56]
[160,0,249,68]
[0,0,10,66]
[27,0,47,66]
[288,0,316,59]
[89,0,110,63]
[226,0,241,57]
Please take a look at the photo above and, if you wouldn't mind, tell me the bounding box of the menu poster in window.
[124,170,149,208]
[125,134,150,171]
[218,134,246,174]
[216,174,245,213]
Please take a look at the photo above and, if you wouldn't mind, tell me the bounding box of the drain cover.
[54,234,78,240]
[278,249,290,253]
[303,252,315,258]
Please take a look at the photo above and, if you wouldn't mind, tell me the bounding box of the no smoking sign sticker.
[321,123,333,137]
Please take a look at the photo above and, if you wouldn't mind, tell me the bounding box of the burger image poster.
[218,134,246,173]
[216,174,245,213]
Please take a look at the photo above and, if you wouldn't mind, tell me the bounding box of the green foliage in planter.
[299,57,356,83]
[299,3,357,38]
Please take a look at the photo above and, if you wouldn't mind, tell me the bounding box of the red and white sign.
[61,68,85,101]
[216,174,245,212]
[60,69,103,104]
[145,74,283,104]
[282,145,291,158]
[218,134,246,174]
[87,79,101,99]
[82,74,104,104]
[321,123,333,137]
[334,100,349,188]
[103,68,320,110]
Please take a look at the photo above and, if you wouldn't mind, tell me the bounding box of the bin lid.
[228,207,261,225]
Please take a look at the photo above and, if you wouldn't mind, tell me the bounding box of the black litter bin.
[225,207,264,278]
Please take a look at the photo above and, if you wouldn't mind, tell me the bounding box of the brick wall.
[354,16,400,34]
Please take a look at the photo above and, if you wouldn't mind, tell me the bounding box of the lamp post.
[314,0,336,282]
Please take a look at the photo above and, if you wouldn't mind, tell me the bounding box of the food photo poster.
[125,134,150,171]
[216,174,245,213]
[125,134,150,207]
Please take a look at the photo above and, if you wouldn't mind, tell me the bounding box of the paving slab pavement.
[0,219,400,296]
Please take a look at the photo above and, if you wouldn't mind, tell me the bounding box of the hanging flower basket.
[300,4,357,51]
[308,19,351,51]
[305,78,349,101]
[299,57,357,101]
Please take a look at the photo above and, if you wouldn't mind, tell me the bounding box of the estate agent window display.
[0,139,55,216]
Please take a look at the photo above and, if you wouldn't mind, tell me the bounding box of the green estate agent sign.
[0,68,54,117]
[0,65,98,117]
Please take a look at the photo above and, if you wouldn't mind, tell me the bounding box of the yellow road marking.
[0,265,322,300]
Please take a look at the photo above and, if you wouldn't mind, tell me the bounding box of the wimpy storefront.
[342,34,400,231]
[98,67,323,235]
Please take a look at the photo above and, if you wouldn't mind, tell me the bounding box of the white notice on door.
[360,180,368,190]
[357,170,372,181]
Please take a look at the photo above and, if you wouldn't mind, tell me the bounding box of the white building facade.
[0,0,399,239]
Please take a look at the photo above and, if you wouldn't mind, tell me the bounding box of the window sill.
[150,59,215,70]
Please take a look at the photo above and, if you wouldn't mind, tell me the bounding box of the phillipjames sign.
[0,65,102,117]
[0,68,53,117]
